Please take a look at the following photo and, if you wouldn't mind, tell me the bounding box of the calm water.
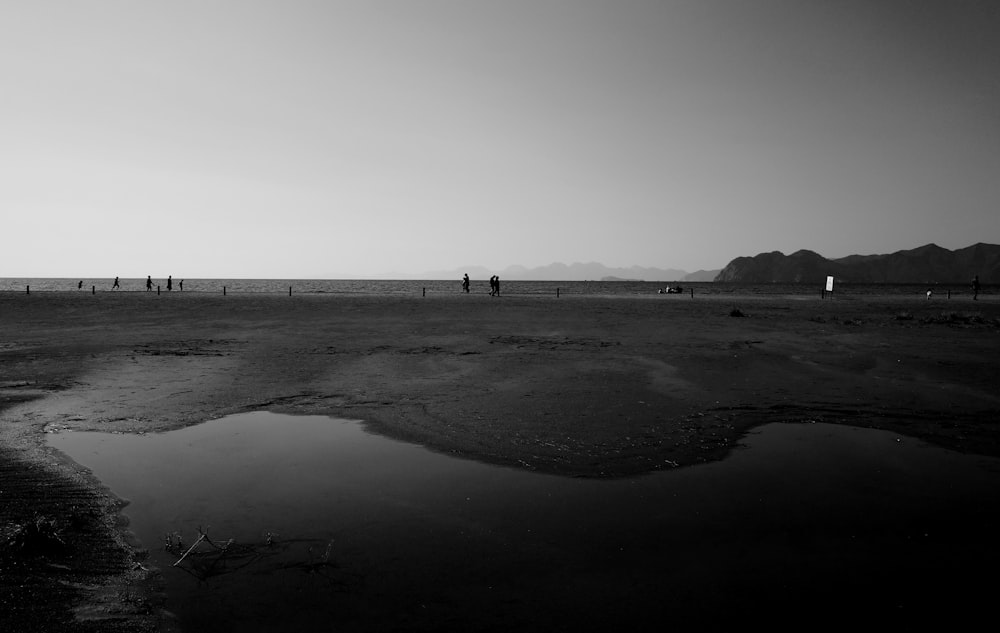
[48,414,1000,630]
[0,277,980,297]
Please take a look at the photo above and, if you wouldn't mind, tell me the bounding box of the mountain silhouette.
[421,262,693,281]
[715,243,999,284]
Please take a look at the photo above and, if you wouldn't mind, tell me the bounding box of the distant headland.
[714,243,999,284]
[405,243,997,284]
[415,262,719,283]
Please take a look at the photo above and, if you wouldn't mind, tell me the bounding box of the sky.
[2,0,998,278]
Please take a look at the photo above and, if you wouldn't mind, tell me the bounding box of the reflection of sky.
[49,413,1000,629]
[4,1,999,278]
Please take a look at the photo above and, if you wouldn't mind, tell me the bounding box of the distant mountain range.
[403,243,997,284]
[417,263,719,282]
[714,243,999,284]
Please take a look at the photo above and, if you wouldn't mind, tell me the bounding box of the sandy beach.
[2,290,998,630]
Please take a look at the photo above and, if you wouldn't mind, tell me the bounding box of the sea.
[0,277,983,298]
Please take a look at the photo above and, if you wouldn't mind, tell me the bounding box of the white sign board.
[825,276,834,292]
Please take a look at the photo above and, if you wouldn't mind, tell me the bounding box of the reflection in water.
[49,413,1000,630]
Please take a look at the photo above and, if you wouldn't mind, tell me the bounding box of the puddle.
[48,413,1000,630]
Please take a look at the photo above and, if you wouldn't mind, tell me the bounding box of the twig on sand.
[173,533,206,567]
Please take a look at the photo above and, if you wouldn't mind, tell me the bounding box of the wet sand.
[2,290,998,630]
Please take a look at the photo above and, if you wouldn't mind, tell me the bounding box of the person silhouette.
[179,279,184,291]
[112,277,120,290]
[146,276,153,291]
[972,275,980,300]
[167,276,172,291]
[462,274,470,293]
[78,280,83,290]
[493,275,500,297]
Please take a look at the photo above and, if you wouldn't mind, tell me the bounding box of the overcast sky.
[2,0,997,278]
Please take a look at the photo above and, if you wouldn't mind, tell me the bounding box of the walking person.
[493,275,500,297]
[972,275,980,300]
[462,273,470,293]
[112,276,120,290]
[146,276,153,291]
[179,279,184,291]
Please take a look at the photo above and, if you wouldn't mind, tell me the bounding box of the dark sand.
[2,290,998,630]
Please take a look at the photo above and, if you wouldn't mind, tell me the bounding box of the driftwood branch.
[173,533,206,567]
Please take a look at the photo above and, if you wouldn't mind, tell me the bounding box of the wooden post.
[223,286,226,296]
[157,285,161,295]
[289,286,292,296]
[92,285,95,295]
[422,287,426,297]
[26,285,29,295]
[690,287,694,299]
[557,288,560,298]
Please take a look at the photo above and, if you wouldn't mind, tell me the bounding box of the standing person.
[489,275,497,296]
[462,273,470,293]
[179,279,184,291]
[112,277,120,290]
[494,275,500,297]
[146,276,152,291]
[78,280,83,290]
[167,275,172,291]
[972,275,980,300]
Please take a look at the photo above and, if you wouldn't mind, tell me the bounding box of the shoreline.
[2,292,998,630]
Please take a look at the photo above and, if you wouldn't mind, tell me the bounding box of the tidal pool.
[48,413,1000,630]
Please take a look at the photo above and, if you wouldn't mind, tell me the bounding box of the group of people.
[927,275,983,300]
[80,276,183,291]
[144,275,181,291]
[460,273,500,296]
[924,275,982,300]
